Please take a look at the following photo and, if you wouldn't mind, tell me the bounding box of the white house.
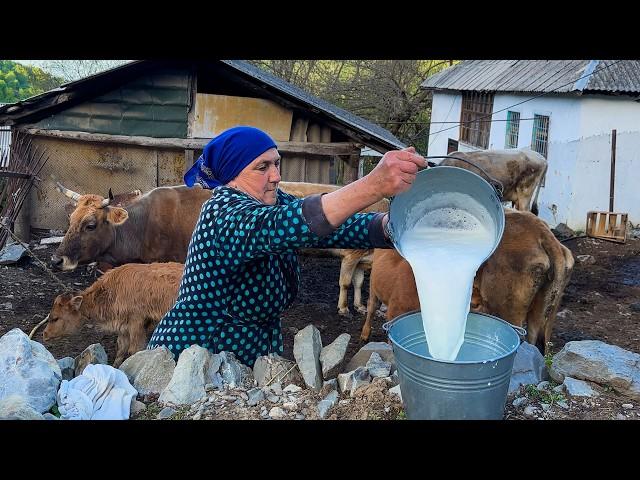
[421,60,640,230]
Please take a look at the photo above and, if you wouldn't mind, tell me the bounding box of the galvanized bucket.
[385,311,525,420]
[387,166,505,261]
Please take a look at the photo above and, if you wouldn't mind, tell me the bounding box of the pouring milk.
[398,191,496,361]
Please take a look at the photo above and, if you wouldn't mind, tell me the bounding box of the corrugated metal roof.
[421,60,640,95]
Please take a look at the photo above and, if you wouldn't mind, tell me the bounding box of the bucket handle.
[511,324,527,340]
[382,319,397,333]
[425,155,505,200]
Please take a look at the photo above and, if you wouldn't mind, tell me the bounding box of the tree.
[0,61,64,103]
[249,60,455,154]
[39,60,132,82]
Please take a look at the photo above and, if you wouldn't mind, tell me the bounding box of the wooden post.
[609,129,616,212]
[342,154,360,184]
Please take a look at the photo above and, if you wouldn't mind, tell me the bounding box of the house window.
[459,92,494,149]
[505,111,520,148]
[531,114,550,158]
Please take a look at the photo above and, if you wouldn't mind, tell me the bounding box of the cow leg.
[360,282,380,342]
[113,334,130,368]
[352,266,367,314]
[128,323,150,358]
[338,255,360,316]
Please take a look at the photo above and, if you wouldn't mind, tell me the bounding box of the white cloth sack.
[57,364,138,420]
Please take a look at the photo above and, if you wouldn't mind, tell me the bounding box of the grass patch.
[524,384,564,405]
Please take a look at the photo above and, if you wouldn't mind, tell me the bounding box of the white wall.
[428,91,640,229]
[427,92,462,156]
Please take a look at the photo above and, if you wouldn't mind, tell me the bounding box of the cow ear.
[64,203,76,217]
[106,207,129,225]
[70,295,83,310]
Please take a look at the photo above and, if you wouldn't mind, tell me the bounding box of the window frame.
[531,113,550,158]
[505,110,521,149]
[459,91,494,149]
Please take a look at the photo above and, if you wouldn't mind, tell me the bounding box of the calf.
[43,262,183,367]
[362,210,574,354]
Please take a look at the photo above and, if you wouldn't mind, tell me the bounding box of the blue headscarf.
[184,126,278,189]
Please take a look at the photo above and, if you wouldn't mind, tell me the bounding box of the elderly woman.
[147,126,426,367]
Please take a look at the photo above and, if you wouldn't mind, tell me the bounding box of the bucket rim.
[388,165,506,264]
[385,310,521,365]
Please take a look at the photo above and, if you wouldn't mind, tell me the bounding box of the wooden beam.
[22,128,362,156]
[0,171,32,179]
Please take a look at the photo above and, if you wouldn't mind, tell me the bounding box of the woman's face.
[230,148,282,205]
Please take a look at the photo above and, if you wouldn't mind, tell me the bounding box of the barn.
[0,60,403,242]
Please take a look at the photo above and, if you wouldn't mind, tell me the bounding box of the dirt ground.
[1,232,639,420]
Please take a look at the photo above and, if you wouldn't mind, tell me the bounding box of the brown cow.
[52,183,212,271]
[440,148,547,214]
[43,262,183,367]
[362,210,574,354]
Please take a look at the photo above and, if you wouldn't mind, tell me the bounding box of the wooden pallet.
[586,211,628,243]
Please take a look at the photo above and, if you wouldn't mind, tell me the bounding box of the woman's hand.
[364,146,427,198]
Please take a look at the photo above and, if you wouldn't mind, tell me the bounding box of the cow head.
[51,182,130,271]
[42,292,85,342]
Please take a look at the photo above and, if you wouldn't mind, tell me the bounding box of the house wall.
[427,93,462,155]
[429,92,640,229]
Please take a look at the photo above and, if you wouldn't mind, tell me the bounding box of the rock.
[338,368,370,395]
[389,385,402,403]
[557,400,569,409]
[247,388,265,406]
[553,384,565,393]
[563,377,599,398]
[219,351,252,388]
[616,413,626,420]
[551,223,575,240]
[266,394,280,403]
[268,407,286,419]
[366,352,392,378]
[283,384,302,394]
[319,333,350,379]
[119,347,177,396]
[0,243,27,265]
[57,357,76,381]
[630,303,640,313]
[252,354,303,387]
[541,403,551,412]
[0,395,45,420]
[576,254,595,265]
[74,343,108,376]
[293,324,323,391]
[43,413,59,420]
[512,397,528,408]
[282,402,298,412]
[536,381,550,390]
[130,400,147,416]
[549,340,640,400]
[508,342,548,394]
[269,382,283,395]
[0,328,61,413]
[523,405,537,417]
[39,236,64,245]
[317,390,340,419]
[344,342,396,373]
[157,407,176,419]
[159,345,222,405]
[390,370,399,386]
[622,403,634,409]
[320,378,338,397]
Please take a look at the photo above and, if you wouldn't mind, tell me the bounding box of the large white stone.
[119,347,176,396]
[320,333,350,380]
[0,328,61,413]
[550,340,640,400]
[159,345,222,405]
[0,395,45,420]
[508,342,548,394]
[293,325,323,391]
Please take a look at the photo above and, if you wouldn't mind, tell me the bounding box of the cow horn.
[55,182,82,202]
[101,197,111,207]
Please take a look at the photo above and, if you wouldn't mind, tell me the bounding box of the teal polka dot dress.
[147,186,391,367]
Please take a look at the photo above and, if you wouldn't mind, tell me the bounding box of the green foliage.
[524,383,564,405]
[396,409,407,420]
[49,404,61,418]
[0,60,64,103]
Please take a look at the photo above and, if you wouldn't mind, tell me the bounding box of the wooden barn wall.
[28,137,186,231]
[281,118,334,183]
